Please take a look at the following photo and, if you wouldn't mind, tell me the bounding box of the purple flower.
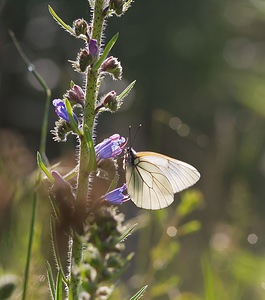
[53,99,78,124]
[89,39,99,57]
[104,184,130,205]
[95,134,126,160]
[53,99,70,122]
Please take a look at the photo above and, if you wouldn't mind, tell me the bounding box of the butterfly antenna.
[129,124,142,147]
[128,125,132,148]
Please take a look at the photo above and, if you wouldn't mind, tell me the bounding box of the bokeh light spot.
[210,232,231,251]
[247,233,258,245]
[169,117,182,130]
[166,226,178,237]
[177,124,190,137]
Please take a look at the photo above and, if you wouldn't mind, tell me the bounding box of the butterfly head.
[124,146,137,168]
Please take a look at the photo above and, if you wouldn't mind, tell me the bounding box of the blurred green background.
[1,0,265,299]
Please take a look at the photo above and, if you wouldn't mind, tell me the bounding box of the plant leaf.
[48,5,74,35]
[116,80,136,109]
[64,99,81,135]
[177,190,203,217]
[37,151,54,182]
[46,261,55,300]
[55,270,63,300]
[84,125,97,171]
[118,223,138,243]
[50,218,69,285]
[70,80,75,88]
[129,285,148,300]
[93,33,119,71]
[178,220,201,236]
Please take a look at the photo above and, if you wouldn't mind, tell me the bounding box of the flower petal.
[104,184,129,205]
[95,134,126,160]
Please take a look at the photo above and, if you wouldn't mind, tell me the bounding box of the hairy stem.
[72,0,105,297]
[76,0,105,218]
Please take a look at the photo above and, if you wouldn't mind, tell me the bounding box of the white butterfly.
[124,147,200,210]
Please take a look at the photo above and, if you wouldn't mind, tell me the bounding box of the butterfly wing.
[126,155,174,209]
[125,150,200,210]
[140,152,201,193]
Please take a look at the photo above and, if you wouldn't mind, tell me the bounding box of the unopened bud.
[103,91,117,111]
[73,19,88,36]
[95,91,118,113]
[65,84,85,106]
[100,56,122,80]
[88,39,99,57]
[78,49,93,72]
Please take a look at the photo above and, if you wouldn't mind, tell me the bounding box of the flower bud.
[51,170,75,229]
[100,56,122,80]
[52,170,72,190]
[78,49,93,72]
[65,84,85,106]
[88,39,99,57]
[103,91,117,111]
[109,0,124,15]
[95,91,118,113]
[73,18,88,36]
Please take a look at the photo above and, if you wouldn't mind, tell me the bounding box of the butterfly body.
[124,147,200,210]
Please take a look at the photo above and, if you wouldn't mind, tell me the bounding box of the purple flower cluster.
[95,134,130,205]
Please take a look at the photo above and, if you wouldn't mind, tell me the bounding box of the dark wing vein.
[126,160,174,209]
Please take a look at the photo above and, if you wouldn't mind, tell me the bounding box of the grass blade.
[118,223,138,243]
[55,270,63,300]
[129,285,148,300]
[46,261,56,300]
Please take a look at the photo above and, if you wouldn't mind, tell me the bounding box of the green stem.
[40,89,51,159]
[69,235,83,299]
[72,0,105,297]
[76,0,105,216]
[22,187,38,300]
[9,30,51,160]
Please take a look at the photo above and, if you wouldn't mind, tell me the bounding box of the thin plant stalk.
[9,31,51,300]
